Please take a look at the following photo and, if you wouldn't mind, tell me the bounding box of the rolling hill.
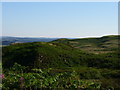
[2,40,120,69]
[2,35,120,89]
[52,35,120,54]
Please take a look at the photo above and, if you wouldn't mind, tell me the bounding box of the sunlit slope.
[52,35,119,53]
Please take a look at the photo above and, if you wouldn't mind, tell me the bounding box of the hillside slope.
[2,42,120,69]
[52,35,119,54]
[2,42,87,68]
[2,36,120,90]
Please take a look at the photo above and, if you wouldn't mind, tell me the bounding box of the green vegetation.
[2,63,120,89]
[2,41,120,69]
[52,35,120,54]
[1,35,120,89]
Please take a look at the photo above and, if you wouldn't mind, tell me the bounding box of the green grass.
[2,35,120,89]
[52,35,119,54]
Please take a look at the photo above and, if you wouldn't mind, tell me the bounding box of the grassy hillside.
[2,42,91,68]
[2,41,120,69]
[52,35,120,54]
[2,35,120,89]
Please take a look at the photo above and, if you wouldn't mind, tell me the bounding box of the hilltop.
[2,35,119,54]
[2,42,90,68]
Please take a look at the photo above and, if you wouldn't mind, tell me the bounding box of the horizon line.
[1,34,119,39]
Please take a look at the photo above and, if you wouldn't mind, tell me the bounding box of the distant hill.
[1,36,58,46]
[52,35,120,54]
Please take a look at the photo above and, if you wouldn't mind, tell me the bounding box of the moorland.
[1,35,120,89]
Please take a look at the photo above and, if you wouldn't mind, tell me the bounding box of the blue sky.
[2,2,118,38]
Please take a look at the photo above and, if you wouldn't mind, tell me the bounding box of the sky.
[2,2,118,38]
